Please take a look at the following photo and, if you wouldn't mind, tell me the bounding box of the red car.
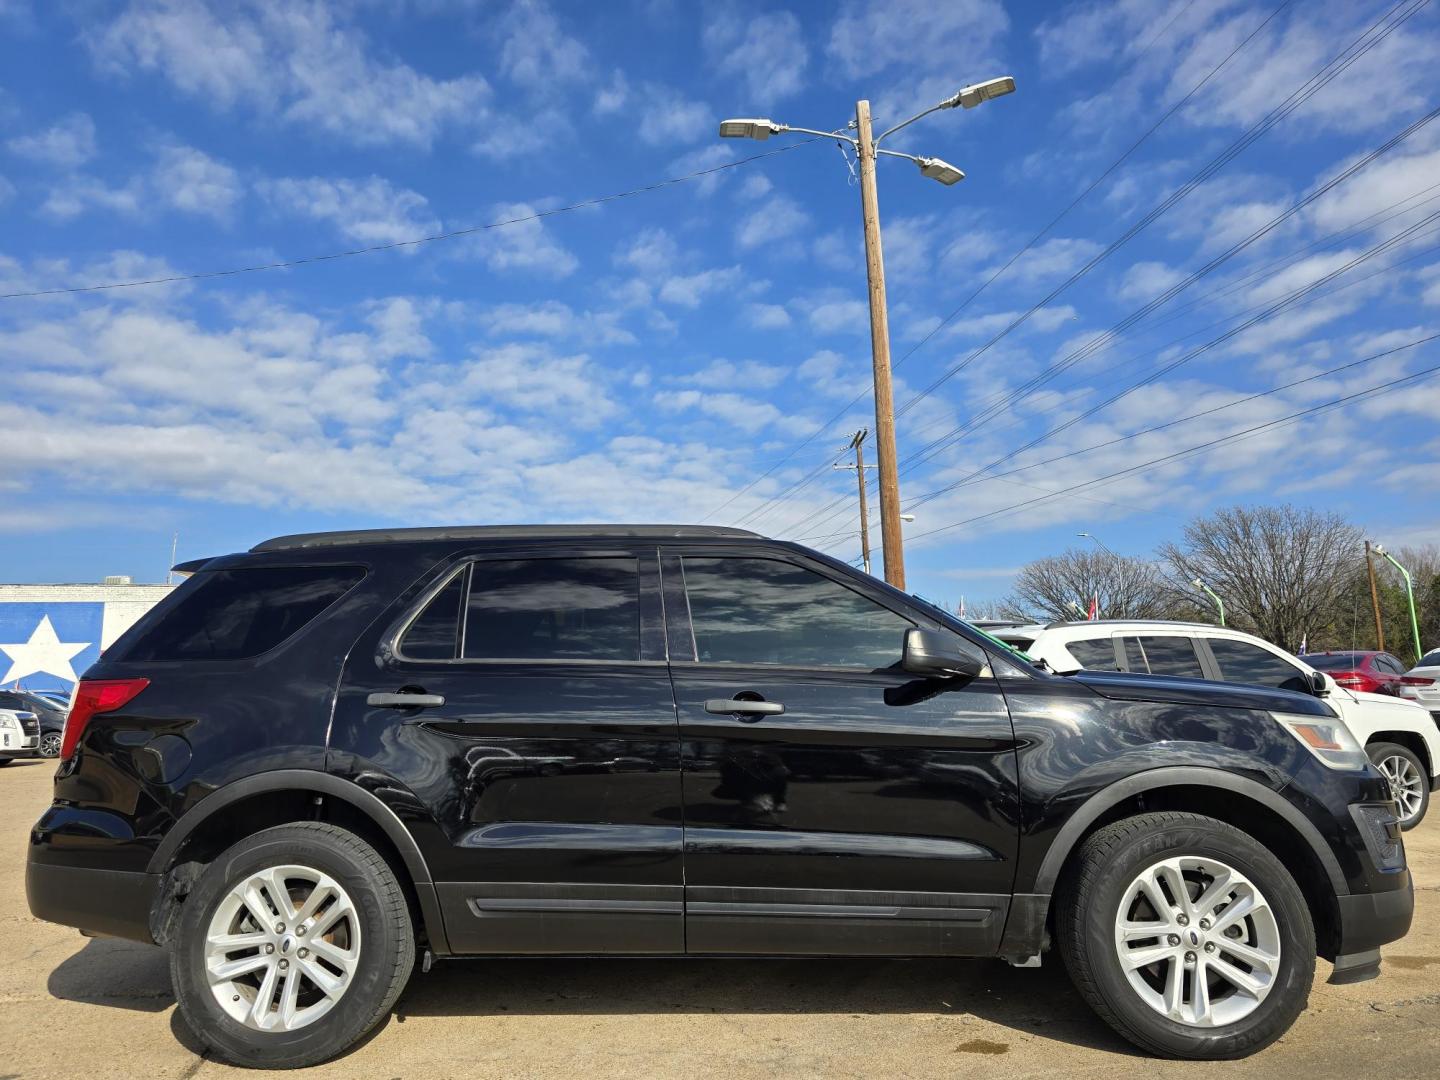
[1304,650,1411,695]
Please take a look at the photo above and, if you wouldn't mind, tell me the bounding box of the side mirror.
[1306,670,1329,697]
[902,628,985,680]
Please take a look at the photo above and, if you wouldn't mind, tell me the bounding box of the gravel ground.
[2,757,1437,1078]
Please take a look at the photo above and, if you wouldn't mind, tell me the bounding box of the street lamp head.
[944,76,1017,110]
[1371,541,1387,555]
[1191,578,1204,589]
[719,118,782,140]
[917,156,965,185]
[900,514,916,523]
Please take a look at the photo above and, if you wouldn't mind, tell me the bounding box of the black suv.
[27,526,1412,1067]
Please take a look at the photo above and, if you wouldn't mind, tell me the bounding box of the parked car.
[28,526,1412,1067]
[1397,649,1440,718]
[0,706,41,764]
[993,621,1439,829]
[1302,651,1411,696]
[0,689,67,758]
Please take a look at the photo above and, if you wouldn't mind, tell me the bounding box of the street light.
[719,73,1016,592]
[1191,578,1226,627]
[901,513,916,523]
[1370,541,1422,662]
[1076,532,1119,558]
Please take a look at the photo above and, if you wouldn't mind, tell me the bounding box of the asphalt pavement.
[2,757,1437,1078]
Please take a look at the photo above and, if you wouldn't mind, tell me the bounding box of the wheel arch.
[1002,768,1347,963]
[147,769,450,954]
[1366,731,1434,787]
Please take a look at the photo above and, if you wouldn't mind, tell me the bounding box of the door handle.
[705,698,785,717]
[367,691,446,708]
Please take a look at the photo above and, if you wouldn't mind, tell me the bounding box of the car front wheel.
[170,822,415,1069]
[38,731,62,758]
[1367,741,1428,829]
[1057,811,1314,1059]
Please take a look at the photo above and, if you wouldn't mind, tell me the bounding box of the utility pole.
[833,430,872,574]
[1365,540,1386,651]
[855,100,905,590]
[718,76,1014,593]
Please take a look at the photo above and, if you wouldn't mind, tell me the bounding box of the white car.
[0,707,41,765]
[1398,648,1440,717]
[993,620,1440,829]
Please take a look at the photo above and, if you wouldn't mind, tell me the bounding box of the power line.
[707,0,1287,528]
[0,139,825,301]
[900,361,1440,544]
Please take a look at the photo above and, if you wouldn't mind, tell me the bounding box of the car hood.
[1070,669,1334,717]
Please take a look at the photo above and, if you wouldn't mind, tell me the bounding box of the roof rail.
[252,524,765,552]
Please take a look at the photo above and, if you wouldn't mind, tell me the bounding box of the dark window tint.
[1121,636,1148,672]
[0,693,20,710]
[1306,653,1364,671]
[119,566,365,662]
[399,570,466,659]
[1066,638,1120,670]
[1418,650,1440,669]
[1376,655,1405,675]
[1136,636,1205,678]
[681,557,913,668]
[462,558,638,661]
[1208,638,1308,693]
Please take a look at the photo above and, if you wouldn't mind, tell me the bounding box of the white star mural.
[0,615,91,686]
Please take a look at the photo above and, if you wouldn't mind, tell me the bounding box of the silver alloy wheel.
[1113,856,1281,1028]
[204,864,362,1032]
[38,732,62,758]
[1378,754,1425,824]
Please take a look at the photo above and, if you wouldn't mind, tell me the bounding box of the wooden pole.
[1365,540,1386,651]
[852,430,871,575]
[855,99,905,590]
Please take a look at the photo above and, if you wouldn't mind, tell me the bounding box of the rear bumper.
[26,859,159,945]
[1329,879,1414,984]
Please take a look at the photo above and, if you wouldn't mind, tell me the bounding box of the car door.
[661,546,1020,957]
[331,546,684,955]
[1113,632,1212,678]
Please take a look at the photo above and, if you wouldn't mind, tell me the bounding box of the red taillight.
[1332,671,1380,692]
[1400,675,1436,686]
[60,678,150,762]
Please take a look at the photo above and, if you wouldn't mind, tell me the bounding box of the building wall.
[0,583,175,692]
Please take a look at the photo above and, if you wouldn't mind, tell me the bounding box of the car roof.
[248,524,764,553]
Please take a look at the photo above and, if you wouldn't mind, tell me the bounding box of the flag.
[1297,634,1307,656]
[958,595,966,619]
[1087,593,1098,621]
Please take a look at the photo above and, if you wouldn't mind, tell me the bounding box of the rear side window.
[1065,638,1119,670]
[1135,635,1205,678]
[1207,638,1309,693]
[118,565,365,662]
[464,558,639,661]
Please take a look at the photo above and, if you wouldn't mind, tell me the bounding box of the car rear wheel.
[1057,811,1314,1059]
[170,822,415,1069]
[1367,742,1428,829]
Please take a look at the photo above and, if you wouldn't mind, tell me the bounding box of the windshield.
[1305,653,1365,670]
[1417,650,1440,669]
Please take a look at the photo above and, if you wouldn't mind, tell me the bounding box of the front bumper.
[26,859,160,945]
[0,733,40,758]
[1328,881,1415,983]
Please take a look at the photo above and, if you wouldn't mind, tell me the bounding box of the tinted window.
[1066,638,1119,670]
[1121,636,1148,672]
[1306,653,1363,670]
[399,570,466,659]
[119,566,365,662]
[462,558,638,661]
[1136,636,1205,678]
[1208,638,1309,693]
[681,557,913,669]
[1377,655,1405,675]
[1418,650,1440,669]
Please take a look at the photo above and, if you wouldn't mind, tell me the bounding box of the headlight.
[1272,711,1368,770]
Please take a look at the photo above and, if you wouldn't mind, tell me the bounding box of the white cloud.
[658,266,745,307]
[480,300,635,345]
[86,1,491,149]
[807,298,869,335]
[593,69,628,115]
[827,0,1008,78]
[749,303,792,329]
[636,82,711,146]
[460,342,614,419]
[653,388,787,433]
[704,9,809,101]
[259,175,439,246]
[5,112,96,167]
[1116,260,1188,304]
[460,201,579,277]
[497,0,589,89]
[153,145,241,220]
[41,175,145,220]
[679,359,788,390]
[735,193,810,250]
[668,144,735,197]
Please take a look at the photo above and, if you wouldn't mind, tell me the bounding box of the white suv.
[0,707,41,765]
[994,620,1440,830]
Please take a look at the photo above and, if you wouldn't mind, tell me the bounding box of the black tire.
[0,758,13,767]
[1056,812,1314,1059]
[170,822,415,1070]
[1367,741,1429,830]
[38,731,62,758]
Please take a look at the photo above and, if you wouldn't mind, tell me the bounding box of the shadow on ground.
[48,940,1136,1057]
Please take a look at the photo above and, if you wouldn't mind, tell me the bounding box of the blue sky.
[1,0,1438,608]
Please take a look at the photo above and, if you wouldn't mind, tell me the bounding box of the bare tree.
[1162,504,1362,649]
[1010,547,1179,621]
